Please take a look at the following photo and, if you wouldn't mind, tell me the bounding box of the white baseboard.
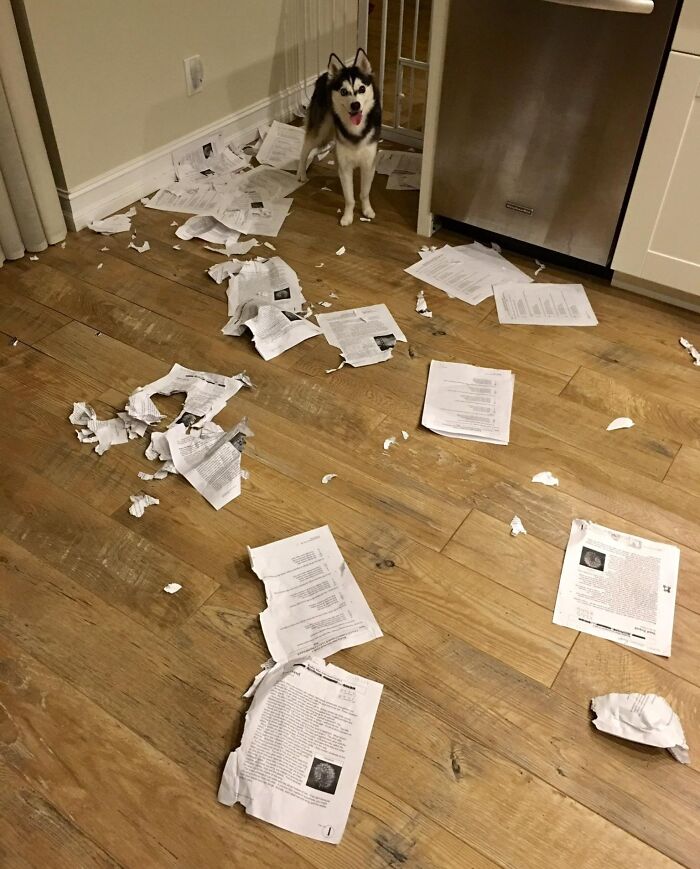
[611,271,700,314]
[58,73,317,231]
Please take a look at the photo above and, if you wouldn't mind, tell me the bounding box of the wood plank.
[665,444,700,498]
[0,388,148,515]
[0,634,310,869]
[0,462,218,634]
[0,336,110,419]
[0,764,119,869]
[0,280,70,344]
[561,366,700,448]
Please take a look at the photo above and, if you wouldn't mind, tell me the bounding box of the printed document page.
[249,525,382,662]
[421,359,514,445]
[218,658,382,844]
[553,520,679,656]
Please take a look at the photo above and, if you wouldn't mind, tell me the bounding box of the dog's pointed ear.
[354,48,372,75]
[327,53,345,77]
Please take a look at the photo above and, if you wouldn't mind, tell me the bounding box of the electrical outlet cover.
[184,55,204,95]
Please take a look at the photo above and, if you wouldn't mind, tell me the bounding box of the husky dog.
[297,49,381,226]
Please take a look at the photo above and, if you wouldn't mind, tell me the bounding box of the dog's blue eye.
[358,86,366,94]
[340,88,349,96]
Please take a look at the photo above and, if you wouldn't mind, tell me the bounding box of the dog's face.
[328,50,376,133]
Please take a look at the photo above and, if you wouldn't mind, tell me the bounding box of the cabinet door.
[613,51,700,295]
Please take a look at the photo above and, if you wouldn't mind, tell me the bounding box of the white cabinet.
[612,49,700,296]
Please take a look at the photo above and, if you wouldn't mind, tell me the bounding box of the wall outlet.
[184,55,204,96]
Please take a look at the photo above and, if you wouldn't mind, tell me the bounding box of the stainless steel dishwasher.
[431,0,679,265]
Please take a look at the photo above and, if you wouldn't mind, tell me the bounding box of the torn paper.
[226,238,259,256]
[510,516,527,536]
[163,582,182,594]
[128,240,150,254]
[218,658,382,844]
[316,304,406,368]
[679,337,700,366]
[553,520,679,656]
[208,260,244,284]
[532,471,559,486]
[172,133,222,180]
[494,283,598,326]
[591,693,689,764]
[127,364,251,428]
[249,525,382,662]
[128,492,159,518]
[335,246,346,256]
[73,409,129,456]
[88,207,135,235]
[416,290,432,318]
[222,257,307,336]
[383,437,397,450]
[607,417,635,431]
[405,243,532,306]
[165,418,252,510]
[422,360,514,445]
[534,259,546,276]
[245,306,321,360]
[175,214,241,246]
[321,474,337,484]
[401,430,409,440]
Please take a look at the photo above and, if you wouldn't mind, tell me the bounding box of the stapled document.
[255,120,308,171]
[405,243,532,306]
[494,283,598,326]
[553,520,680,656]
[421,360,514,445]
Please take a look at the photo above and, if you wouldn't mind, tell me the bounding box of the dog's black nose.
[350,101,361,112]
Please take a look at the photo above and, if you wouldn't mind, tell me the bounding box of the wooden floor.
[1,162,700,869]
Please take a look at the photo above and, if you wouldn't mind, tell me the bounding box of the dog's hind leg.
[296,135,315,183]
[359,145,377,219]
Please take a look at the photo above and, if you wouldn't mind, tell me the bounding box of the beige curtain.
[0,0,66,266]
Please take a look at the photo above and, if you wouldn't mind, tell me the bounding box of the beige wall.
[14,0,357,190]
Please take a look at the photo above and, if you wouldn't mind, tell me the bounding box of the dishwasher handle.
[541,0,654,12]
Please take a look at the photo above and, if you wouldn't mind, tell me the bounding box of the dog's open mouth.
[349,110,363,126]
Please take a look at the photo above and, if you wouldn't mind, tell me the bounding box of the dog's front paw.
[340,209,354,227]
[361,201,375,220]
[296,170,308,183]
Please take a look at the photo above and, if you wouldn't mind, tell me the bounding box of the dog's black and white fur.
[297,49,381,226]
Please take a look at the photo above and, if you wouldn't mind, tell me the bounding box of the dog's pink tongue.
[350,112,363,126]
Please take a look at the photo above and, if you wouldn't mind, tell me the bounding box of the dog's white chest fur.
[336,139,377,170]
